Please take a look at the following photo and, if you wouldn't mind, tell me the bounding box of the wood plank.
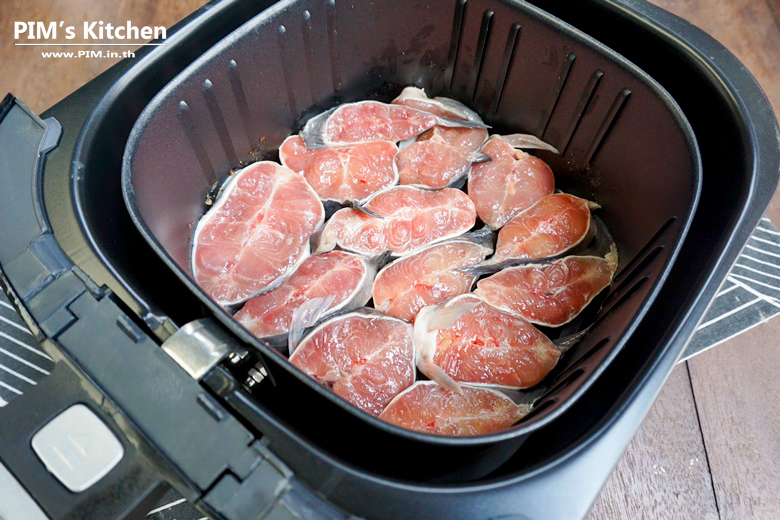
[688,324,780,520]
[587,365,719,519]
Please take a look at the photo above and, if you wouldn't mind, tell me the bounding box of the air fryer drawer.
[121,0,699,481]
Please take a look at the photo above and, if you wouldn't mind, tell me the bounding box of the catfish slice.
[379,381,530,436]
[289,309,415,416]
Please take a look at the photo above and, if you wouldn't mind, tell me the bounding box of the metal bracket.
[162,319,236,380]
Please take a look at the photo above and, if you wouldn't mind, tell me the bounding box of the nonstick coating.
[122,0,700,480]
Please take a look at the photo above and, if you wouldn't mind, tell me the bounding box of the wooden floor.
[1,1,778,518]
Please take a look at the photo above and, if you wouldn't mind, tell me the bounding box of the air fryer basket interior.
[122,0,699,479]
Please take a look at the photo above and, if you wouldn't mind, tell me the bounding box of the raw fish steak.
[234,251,374,344]
[474,246,619,327]
[192,161,324,306]
[313,186,477,256]
[494,193,597,261]
[279,136,398,202]
[372,235,493,322]
[395,126,489,188]
[379,381,529,436]
[414,295,560,389]
[289,310,415,416]
[468,136,555,229]
[301,100,485,148]
[391,86,484,123]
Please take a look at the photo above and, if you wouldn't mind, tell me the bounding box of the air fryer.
[0,0,777,519]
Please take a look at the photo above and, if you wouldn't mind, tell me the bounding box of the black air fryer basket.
[0,0,777,519]
[122,0,700,480]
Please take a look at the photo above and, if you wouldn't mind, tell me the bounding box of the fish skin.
[392,86,485,124]
[413,300,481,393]
[498,133,559,154]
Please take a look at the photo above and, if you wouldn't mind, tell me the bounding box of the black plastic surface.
[0,95,314,519]
[0,360,168,520]
[120,0,700,480]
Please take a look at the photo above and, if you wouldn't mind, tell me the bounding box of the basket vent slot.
[593,275,650,328]
[615,217,677,283]
[445,0,467,89]
[277,25,299,117]
[603,246,663,308]
[523,397,557,421]
[301,10,319,104]
[325,0,341,92]
[555,69,603,154]
[490,22,521,115]
[178,100,215,183]
[202,79,238,166]
[583,87,631,165]
[467,9,494,101]
[546,368,585,398]
[227,60,255,152]
[538,51,576,136]
[565,336,610,369]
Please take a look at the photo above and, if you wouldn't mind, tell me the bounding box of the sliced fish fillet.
[372,236,492,322]
[494,193,597,261]
[234,251,374,343]
[474,246,619,327]
[279,136,398,203]
[313,186,477,256]
[395,126,489,188]
[289,309,415,416]
[192,161,324,306]
[468,136,555,229]
[415,295,561,389]
[379,381,529,436]
[301,100,485,148]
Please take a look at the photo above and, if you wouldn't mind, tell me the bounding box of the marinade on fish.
[474,245,619,327]
[289,309,415,416]
[372,231,493,322]
[234,251,375,346]
[300,100,486,148]
[312,186,477,256]
[378,381,530,436]
[192,161,324,306]
[468,135,556,229]
[279,136,398,203]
